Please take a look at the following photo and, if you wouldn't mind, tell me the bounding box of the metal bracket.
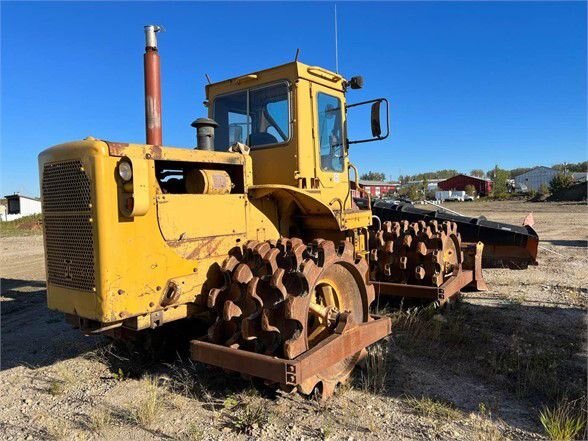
[150,310,163,329]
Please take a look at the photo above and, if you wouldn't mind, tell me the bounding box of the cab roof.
[205,61,347,98]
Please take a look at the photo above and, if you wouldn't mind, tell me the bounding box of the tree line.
[360,161,586,184]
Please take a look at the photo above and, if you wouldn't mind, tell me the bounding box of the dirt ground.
[1,201,586,440]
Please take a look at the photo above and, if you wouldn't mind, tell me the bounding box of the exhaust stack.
[144,25,163,145]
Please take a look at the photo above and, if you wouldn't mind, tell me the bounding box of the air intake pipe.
[191,118,218,151]
[144,25,163,145]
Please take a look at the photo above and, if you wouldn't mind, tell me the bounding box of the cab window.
[213,82,290,150]
[317,93,344,172]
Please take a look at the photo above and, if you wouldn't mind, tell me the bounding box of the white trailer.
[435,190,473,202]
[2,194,42,221]
[435,190,453,201]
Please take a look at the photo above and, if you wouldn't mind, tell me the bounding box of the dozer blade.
[370,200,539,269]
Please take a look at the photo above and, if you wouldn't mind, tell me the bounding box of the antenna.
[205,73,212,84]
[334,4,339,73]
[294,48,300,62]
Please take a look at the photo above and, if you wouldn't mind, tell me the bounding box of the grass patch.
[405,396,462,420]
[46,417,69,440]
[228,401,271,435]
[470,414,503,441]
[133,376,161,427]
[393,300,585,408]
[489,349,561,399]
[319,422,333,440]
[539,398,587,441]
[47,379,67,396]
[88,408,112,433]
[45,368,75,396]
[391,303,474,359]
[0,214,42,237]
[360,341,389,393]
[165,358,211,401]
[178,422,205,441]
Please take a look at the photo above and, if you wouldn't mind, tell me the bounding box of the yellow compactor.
[39,26,485,397]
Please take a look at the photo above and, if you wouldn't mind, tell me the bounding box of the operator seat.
[247,132,278,147]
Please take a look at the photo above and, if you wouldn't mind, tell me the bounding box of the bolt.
[118,289,125,295]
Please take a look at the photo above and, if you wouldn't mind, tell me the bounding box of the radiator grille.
[42,160,92,212]
[42,161,95,291]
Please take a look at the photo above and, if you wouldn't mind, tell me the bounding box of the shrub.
[549,173,574,194]
[538,183,550,196]
[229,402,270,435]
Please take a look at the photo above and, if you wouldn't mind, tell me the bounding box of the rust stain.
[149,144,163,159]
[105,141,130,157]
[166,236,224,260]
[187,237,222,260]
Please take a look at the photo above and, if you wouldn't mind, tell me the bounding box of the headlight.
[118,161,133,182]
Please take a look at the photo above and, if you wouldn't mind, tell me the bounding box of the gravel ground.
[0,201,586,440]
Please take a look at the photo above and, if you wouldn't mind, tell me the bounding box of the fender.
[248,184,342,231]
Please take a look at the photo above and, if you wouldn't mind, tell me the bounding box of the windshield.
[213,82,290,150]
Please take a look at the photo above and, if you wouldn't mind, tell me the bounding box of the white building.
[1,193,42,221]
[513,167,558,192]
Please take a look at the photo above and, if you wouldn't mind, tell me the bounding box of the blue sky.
[2,1,586,196]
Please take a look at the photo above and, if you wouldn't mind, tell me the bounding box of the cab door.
[312,84,350,207]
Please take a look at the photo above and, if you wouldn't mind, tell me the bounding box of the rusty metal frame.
[370,242,488,303]
[190,315,391,386]
[372,269,472,302]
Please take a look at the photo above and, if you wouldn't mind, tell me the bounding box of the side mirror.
[371,101,382,138]
[347,98,389,145]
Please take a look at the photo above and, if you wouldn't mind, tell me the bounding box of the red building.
[358,180,397,198]
[438,174,492,196]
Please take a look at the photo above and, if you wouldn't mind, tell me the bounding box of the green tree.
[400,169,458,182]
[549,173,574,194]
[469,169,485,178]
[509,167,533,178]
[360,171,386,181]
[552,161,587,173]
[407,185,420,201]
[491,165,510,197]
[464,185,476,196]
[422,176,429,193]
[538,183,549,195]
[399,185,419,201]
